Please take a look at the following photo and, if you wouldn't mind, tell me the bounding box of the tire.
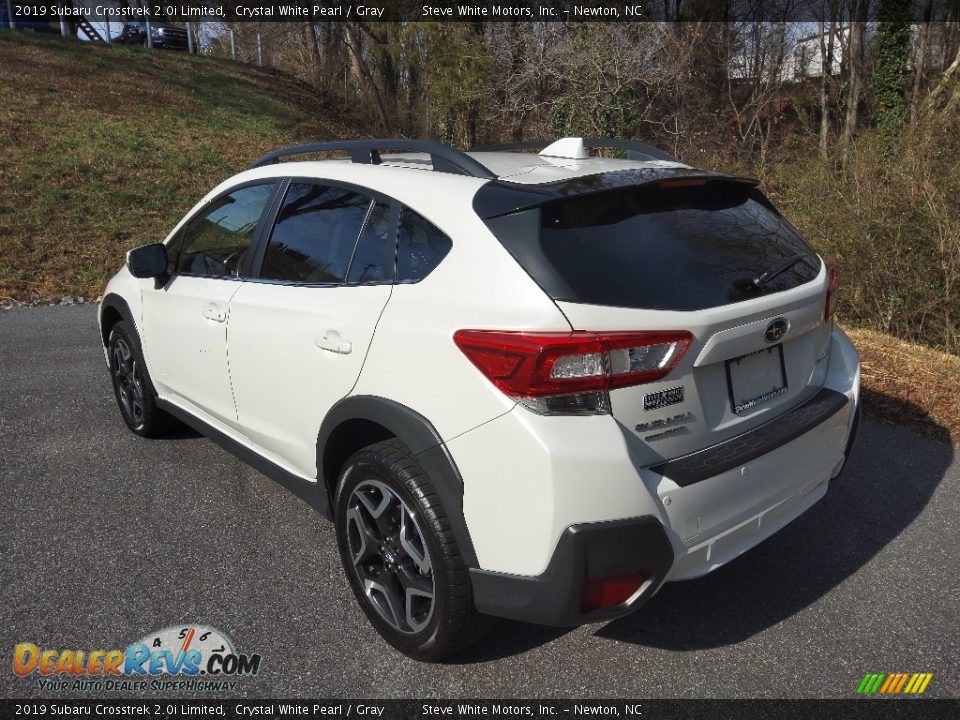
[107,320,176,438]
[334,439,492,661]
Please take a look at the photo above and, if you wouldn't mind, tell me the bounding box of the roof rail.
[248,139,497,179]
[470,138,682,164]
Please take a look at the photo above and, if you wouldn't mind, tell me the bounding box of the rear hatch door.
[484,175,834,463]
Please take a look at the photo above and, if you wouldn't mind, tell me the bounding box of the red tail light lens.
[581,572,648,613]
[453,330,691,395]
[825,268,840,321]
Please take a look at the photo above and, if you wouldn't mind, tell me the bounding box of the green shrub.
[754,123,960,352]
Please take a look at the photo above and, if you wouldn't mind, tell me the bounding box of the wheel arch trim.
[99,293,135,348]
[317,395,479,568]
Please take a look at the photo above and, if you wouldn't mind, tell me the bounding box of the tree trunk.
[345,23,390,131]
[925,42,960,112]
[305,23,323,86]
[942,1,960,73]
[841,6,869,166]
[819,10,838,161]
[910,0,936,123]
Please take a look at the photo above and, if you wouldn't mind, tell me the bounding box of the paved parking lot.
[1,305,957,698]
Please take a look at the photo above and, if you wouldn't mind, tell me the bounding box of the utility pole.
[145,19,153,48]
[186,21,194,53]
[6,0,15,29]
[229,29,236,61]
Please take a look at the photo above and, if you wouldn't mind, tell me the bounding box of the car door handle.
[202,303,227,323]
[315,330,352,354]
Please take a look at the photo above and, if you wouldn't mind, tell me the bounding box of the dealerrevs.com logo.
[12,625,262,692]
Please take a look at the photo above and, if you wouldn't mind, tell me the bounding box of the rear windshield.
[489,180,820,311]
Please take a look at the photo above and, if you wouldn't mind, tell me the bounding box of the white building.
[784,27,849,79]
[728,25,850,83]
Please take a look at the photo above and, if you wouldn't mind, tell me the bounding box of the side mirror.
[127,244,168,280]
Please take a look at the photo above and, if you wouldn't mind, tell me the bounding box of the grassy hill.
[0,32,363,301]
[1,32,957,443]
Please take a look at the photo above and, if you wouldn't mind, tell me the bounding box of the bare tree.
[818,0,841,160]
[910,0,937,123]
[925,41,960,114]
[841,0,869,165]
[344,22,389,131]
[726,20,791,167]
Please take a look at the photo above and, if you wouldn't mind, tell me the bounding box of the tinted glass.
[175,184,274,277]
[261,183,373,284]
[347,202,394,283]
[532,182,820,311]
[396,209,452,282]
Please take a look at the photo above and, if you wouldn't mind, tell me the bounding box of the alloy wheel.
[345,479,435,634]
[111,337,145,427]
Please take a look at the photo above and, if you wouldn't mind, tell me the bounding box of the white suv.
[99,138,861,661]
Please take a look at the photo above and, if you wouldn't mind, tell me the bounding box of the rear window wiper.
[752,253,808,288]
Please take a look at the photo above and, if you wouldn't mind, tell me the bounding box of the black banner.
[10,1,952,24]
[2,699,960,720]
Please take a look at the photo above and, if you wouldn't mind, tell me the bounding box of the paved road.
[1,305,957,699]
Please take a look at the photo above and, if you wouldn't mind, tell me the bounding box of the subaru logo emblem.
[764,318,788,343]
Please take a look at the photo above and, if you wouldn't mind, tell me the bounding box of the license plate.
[726,345,787,414]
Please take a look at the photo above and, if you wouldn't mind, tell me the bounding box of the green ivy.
[872,0,913,136]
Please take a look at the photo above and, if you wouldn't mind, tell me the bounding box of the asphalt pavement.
[1,305,957,699]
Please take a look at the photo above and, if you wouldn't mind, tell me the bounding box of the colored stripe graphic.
[879,674,896,693]
[857,673,882,694]
[856,672,933,695]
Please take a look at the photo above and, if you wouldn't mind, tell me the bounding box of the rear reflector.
[825,268,840,321]
[581,572,648,613]
[452,330,692,399]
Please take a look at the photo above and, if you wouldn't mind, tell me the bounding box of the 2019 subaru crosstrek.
[99,137,861,660]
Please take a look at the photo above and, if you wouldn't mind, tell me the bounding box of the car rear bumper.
[470,516,674,626]
[656,387,851,580]
[469,389,858,625]
[650,327,859,581]
[454,326,859,623]
[650,388,849,486]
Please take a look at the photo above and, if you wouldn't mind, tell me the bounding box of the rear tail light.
[825,267,840,321]
[453,330,692,415]
[581,572,648,613]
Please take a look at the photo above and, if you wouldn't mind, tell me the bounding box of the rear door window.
[260,183,373,284]
[347,201,395,284]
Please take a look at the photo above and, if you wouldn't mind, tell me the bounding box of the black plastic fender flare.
[317,396,479,568]
[98,293,135,347]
